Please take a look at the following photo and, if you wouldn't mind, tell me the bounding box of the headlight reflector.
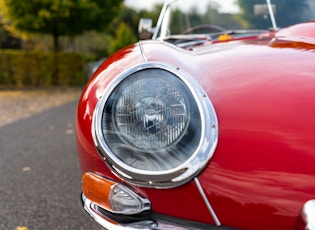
[93,63,218,188]
[113,72,190,151]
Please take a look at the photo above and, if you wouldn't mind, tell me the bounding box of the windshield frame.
[152,0,175,39]
[153,0,277,40]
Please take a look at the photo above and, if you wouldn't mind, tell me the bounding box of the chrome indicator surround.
[82,194,159,230]
[82,193,224,230]
[92,62,218,188]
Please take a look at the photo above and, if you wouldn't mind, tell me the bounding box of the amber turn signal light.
[82,172,116,211]
[82,172,151,215]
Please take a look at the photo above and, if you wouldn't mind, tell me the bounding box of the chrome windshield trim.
[266,0,277,30]
[194,177,221,227]
[152,0,177,39]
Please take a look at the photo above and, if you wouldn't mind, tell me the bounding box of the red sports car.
[76,0,315,229]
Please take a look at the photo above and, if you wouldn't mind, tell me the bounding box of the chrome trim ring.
[93,62,218,188]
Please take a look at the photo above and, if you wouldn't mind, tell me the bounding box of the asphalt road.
[0,100,102,230]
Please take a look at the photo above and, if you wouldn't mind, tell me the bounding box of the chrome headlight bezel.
[93,62,218,188]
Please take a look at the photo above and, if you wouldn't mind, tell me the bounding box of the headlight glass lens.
[101,69,201,171]
[114,71,189,151]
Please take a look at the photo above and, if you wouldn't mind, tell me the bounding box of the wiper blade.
[211,29,268,36]
[162,34,212,47]
[162,30,269,47]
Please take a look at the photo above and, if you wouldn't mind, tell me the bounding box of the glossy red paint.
[76,23,315,229]
[76,44,145,176]
[275,21,315,43]
[196,42,315,229]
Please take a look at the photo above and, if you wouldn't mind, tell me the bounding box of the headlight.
[93,62,218,188]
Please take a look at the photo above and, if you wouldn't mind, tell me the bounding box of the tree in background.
[0,0,123,52]
[107,3,162,55]
[237,0,309,29]
[0,23,21,49]
[109,22,137,54]
[110,4,162,40]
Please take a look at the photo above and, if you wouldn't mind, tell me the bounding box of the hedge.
[0,50,88,86]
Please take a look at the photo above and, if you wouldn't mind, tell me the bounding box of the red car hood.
[138,23,315,229]
[77,21,315,230]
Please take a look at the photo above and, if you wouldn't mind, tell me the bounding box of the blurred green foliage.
[109,22,137,54]
[0,50,87,86]
[0,0,124,51]
[0,2,163,86]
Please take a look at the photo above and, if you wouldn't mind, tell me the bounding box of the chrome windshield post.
[266,0,278,30]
